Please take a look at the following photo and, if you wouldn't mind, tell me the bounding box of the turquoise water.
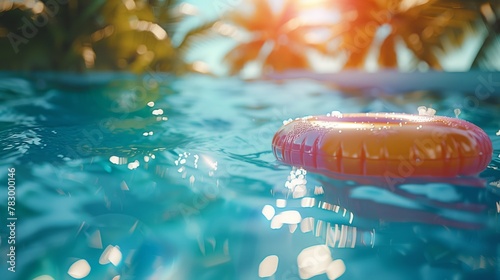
[0,73,499,280]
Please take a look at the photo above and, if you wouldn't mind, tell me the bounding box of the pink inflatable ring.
[272,113,492,177]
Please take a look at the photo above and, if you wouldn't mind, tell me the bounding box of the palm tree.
[0,0,214,73]
[325,0,485,70]
[385,0,481,69]
[219,0,328,75]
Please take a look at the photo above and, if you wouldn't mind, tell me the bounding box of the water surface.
[0,72,499,280]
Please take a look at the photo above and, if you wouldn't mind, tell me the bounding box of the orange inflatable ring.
[272,113,492,178]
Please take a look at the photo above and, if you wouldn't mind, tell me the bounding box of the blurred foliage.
[471,0,500,69]
[328,0,495,70]
[217,0,329,75]
[0,0,499,74]
[0,0,213,73]
[217,0,500,73]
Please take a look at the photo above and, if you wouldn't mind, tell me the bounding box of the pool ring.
[272,113,492,177]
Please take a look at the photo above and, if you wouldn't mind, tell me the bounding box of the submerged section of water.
[0,73,499,280]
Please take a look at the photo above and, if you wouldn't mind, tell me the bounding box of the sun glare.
[294,0,332,8]
[291,0,340,25]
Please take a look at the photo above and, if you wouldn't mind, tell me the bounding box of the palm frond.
[378,33,397,68]
[176,20,218,56]
[223,40,265,75]
[226,0,274,32]
[264,44,310,73]
[150,0,184,36]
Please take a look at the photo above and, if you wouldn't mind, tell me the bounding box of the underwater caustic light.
[272,113,492,178]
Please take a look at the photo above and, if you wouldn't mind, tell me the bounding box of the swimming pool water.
[0,72,499,280]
